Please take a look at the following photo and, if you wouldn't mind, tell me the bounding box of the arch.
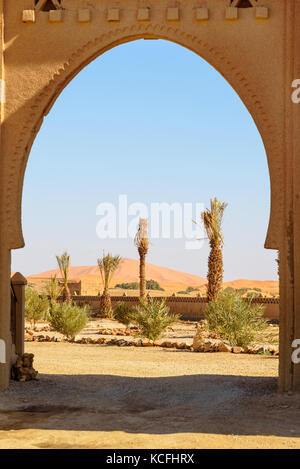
[5,24,281,253]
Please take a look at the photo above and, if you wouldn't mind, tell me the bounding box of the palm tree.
[134,218,149,300]
[56,251,71,303]
[97,252,121,317]
[44,275,63,314]
[202,198,227,302]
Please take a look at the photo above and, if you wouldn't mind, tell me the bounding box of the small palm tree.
[97,252,121,317]
[134,218,149,300]
[44,275,63,314]
[56,251,71,303]
[202,198,227,302]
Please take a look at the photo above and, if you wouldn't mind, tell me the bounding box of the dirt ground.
[0,342,299,449]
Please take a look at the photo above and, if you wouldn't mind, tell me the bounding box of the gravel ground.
[0,342,299,449]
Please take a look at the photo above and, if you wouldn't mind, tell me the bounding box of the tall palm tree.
[56,251,71,303]
[134,218,149,300]
[202,198,227,302]
[97,252,121,317]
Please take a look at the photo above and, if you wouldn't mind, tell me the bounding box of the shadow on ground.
[0,373,299,438]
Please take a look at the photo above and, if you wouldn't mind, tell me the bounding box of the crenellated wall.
[65,295,280,321]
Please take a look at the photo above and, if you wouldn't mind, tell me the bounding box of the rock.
[24,333,33,342]
[216,342,231,353]
[203,342,213,352]
[11,353,38,382]
[116,339,128,347]
[193,329,205,351]
[175,342,187,350]
[232,346,243,354]
[160,341,173,348]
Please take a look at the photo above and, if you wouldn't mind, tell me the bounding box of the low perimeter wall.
[68,295,280,322]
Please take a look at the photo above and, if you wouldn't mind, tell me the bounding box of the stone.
[176,342,187,350]
[216,342,231,353]
[203,342,213,352]
[193,329,205,351]
[11,353,38,382]
[22,10,36,23]
[142,340,153,347]
[232,346,243,354]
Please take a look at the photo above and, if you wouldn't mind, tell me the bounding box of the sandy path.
[0,343,299,449]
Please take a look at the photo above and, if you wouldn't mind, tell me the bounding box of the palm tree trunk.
[139,251,146,300]
[207,239,223,302]
[63,285,71,303]
[100,287,112,317]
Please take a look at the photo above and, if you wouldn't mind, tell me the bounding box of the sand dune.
[30,258,207,288]
[28,258,279,295]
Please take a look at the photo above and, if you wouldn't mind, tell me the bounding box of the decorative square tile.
[78,9,91,23]
[137,8,150,21]
[167,7,179,21]
[107,8,120,22]
[22,10,36,23]
[49,10,63,23]
[225,7,238,20]
[196,7,209,21]
[256,6,269,19]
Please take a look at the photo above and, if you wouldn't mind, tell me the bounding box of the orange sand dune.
[222,279,279,294]
[30,258,207,289]
[29,258,279,295]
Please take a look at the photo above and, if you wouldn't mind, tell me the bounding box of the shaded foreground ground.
[0,343,299,449]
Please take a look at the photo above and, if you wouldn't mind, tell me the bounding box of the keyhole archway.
[0,0,298,392]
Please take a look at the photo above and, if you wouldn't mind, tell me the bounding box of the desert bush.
[205,291,267,348]
[114,302,134,327]
[133,298,179,342]
[49,302,90,340]
[25,288,49,328]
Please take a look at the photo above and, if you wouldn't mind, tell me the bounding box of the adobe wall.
[70,295,280,321]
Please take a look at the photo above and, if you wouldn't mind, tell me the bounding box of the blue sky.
[12,39,277,281]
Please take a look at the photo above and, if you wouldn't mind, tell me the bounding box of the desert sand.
[0,343,299,449]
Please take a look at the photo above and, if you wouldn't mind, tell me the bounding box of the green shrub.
[115,282,139,290]
[25,288,49,328]
[186,286,199,293]
[146,280,164,291]
[115,280,164,291]
[114,302,134,327]
[205,291,267,348]
[49,302,90,340]
[133,298,179,342]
